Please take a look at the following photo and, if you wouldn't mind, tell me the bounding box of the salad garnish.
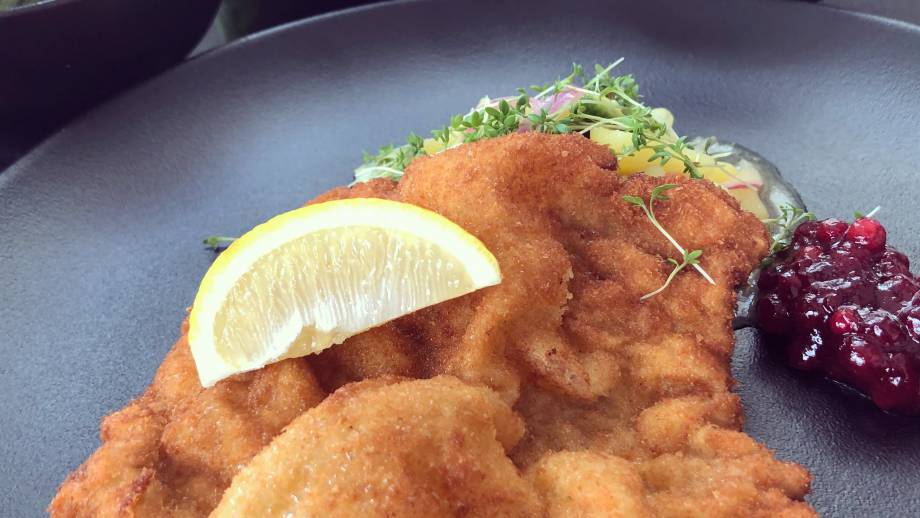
[355,60,723,184]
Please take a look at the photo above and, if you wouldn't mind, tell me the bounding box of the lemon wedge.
[188,198,501,387]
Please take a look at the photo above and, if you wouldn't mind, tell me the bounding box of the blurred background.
[0,0,916,172]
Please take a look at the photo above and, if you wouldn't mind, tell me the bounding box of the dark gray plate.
[2,0,919,516]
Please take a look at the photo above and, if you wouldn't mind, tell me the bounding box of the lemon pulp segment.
[189,199,501,387]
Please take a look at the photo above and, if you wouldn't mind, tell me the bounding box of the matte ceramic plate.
[2,0,919,515]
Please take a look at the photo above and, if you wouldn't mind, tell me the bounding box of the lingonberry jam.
[756,217,920,414]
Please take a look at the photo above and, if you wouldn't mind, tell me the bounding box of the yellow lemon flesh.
[188,198,501,387]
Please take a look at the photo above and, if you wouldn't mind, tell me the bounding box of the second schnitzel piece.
[212,376,542,517]
[52,133,814,517]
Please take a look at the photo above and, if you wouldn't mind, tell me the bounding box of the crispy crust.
[51,133,814,517]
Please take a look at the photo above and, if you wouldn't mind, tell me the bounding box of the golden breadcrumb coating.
[51,133,814,517]
[212,376,542,518]
[49,327,325,517]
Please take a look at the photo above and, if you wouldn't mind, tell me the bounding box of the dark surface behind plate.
[2,0,920,515]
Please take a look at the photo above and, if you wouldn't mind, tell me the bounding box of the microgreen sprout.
[640,250,705,301]
[203,235,238,251]
[762,204,816,258]
[854,206,881,219]
[353,133,426,184]
[623,184,715,299]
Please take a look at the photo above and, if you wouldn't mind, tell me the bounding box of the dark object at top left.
[0,0,221,126]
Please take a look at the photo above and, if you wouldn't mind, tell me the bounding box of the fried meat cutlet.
[51,133,815,517]
[48,325,325,517]
[212,376,542,517]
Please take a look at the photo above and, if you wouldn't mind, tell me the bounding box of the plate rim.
[4,0,920,184]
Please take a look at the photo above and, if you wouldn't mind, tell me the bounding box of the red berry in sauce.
[756,217,920,414]
[828,307,858,335]
[845,217,887,253]
[816,218,848,244]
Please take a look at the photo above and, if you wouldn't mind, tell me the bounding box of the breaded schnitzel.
[49,331,325,517]
[212,376,542,517]
[50,133,815,517]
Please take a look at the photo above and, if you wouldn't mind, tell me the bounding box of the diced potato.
[694,150,716,166]
[423,131,467,155]
[650,107,675,129]
[590,126,755,189]
[730,160,765,186]
[591,127,684,176]
[448,130,466,147]
[620,148,687,175]
[644,165,667,177]
[590,126,633,154]
[726,187,769,219]
[698,163,735,185]
[422,138,445,155]
[702,162,766,189]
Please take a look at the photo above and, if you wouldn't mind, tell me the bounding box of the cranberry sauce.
[756,217,920,414]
